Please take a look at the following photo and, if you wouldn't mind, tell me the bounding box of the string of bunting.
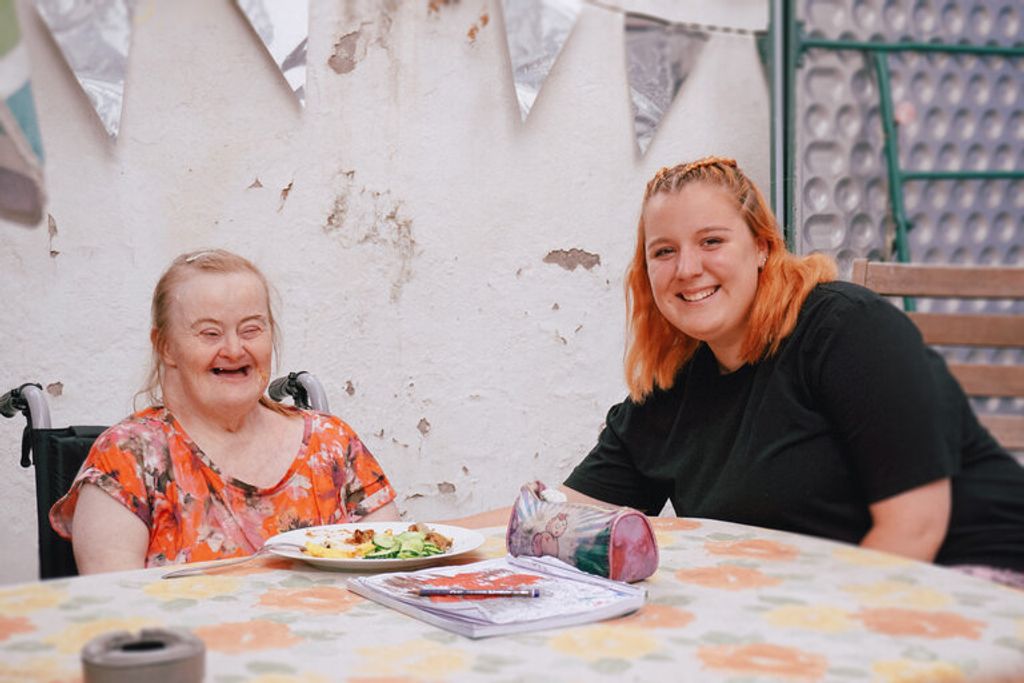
[31,0,758,154]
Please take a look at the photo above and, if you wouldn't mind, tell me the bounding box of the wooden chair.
[851,259,1024,451]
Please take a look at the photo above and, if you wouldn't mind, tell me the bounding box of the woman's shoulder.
[799,280,911,329]
[96,406,172,442]
[300,409,359,438]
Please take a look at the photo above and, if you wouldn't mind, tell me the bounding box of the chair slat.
[852,261,1024,298]
[910,313,1024,347]
[852,259,1024,452]
[947,364,1024,398]
[979,415,1024,452]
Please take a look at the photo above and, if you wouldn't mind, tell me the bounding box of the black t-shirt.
[565,281,1024,571]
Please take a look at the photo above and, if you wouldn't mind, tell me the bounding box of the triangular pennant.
[1,0,44,225]
[236,0,308,106]
[501,0,581,121]
[34,0,137,139]
[624,13,707,154]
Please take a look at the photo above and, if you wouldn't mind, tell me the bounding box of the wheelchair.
[0,371,329,580]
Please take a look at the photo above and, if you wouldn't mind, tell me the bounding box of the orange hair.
[137,248,292,416]
[624,157,836,401]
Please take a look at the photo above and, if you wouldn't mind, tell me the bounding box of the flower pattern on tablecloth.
[2,518,1023,681]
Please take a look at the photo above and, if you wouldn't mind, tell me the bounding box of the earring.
[758,255,767,270]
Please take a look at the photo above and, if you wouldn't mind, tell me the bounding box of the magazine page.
[348,555,646,638]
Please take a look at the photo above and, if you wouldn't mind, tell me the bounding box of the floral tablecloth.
[2,517,1023,682]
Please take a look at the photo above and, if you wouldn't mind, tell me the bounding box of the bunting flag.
[624,13,707,154]
[34,0,136,138]
[29,1,726,156]
[0,0,45,225]
[235,0,308,106]
[501,0,581,121]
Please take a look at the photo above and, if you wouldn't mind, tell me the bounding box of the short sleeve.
[49,423,155,539]
[564,402,671,515]
[812,291,956,503]
[324,417,396,519]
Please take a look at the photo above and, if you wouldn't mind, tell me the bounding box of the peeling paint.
[554,331,567,345]
[551,302,559,310]
[543,248,601,271]
[405,492,425,500]
[574,324,583,333]
[323,176,418,302]
[47,214,58,258]
[328,7,394,75]
[461,465,469,475]
[328,31,362,74]
[46,382,63,397]
[467,12,489,42]
[375,428,385,438]
[248,178,262,189]
[345,381,356,396]
[427,0,458,13]
[278,181,293,212]
[437,481,456,494]
[417,418,431,435]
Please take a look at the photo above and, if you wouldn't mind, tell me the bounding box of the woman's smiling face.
[159,270,273,417]
[643,182,767,371]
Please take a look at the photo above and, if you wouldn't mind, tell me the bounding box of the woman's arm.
[860,478,951,561]
[71,483,149,574]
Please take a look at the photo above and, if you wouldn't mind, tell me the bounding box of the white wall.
[0,0,768,584]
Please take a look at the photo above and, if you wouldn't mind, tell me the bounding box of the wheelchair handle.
[0,383,51,429]
[267,372,330,413]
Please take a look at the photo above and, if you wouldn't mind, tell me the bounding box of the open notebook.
[347,555,647,638]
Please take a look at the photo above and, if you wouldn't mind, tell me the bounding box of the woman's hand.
[860,478,951,562]
[72,484,149,573]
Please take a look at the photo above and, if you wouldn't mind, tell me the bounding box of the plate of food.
[266,522,486,571]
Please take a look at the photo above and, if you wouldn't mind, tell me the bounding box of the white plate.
[266,522,486,571]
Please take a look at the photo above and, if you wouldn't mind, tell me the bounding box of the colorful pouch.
[505,481,659,583]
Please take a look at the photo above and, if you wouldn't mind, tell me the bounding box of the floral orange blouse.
[50,406,396,567]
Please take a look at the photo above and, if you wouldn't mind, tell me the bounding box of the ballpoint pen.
[416,587,541,597]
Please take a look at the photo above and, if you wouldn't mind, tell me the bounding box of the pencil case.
[505,481,658,583]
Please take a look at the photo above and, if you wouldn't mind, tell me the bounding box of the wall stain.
[467,12,489,42]
[278,180,294,212]
[323,173,418,302]
[46,382,63,397]
[427,0,458,13]
[417,418,431,435]
[247,177,263,189]
[47,214,59,258]
[345,381,356,396]
[437,482,456,494]
[543,248,601,271]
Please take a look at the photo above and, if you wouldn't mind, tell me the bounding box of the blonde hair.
[624,157,836,401]
[137,249,291,416]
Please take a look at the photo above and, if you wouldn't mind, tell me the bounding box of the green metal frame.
[775,4,1024,278]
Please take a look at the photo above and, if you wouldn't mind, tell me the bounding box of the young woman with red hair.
[561,157,1024,587]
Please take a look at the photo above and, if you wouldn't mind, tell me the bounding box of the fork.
[160,542,305,579]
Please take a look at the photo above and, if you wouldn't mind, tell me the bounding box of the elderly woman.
[560,157,1024,587]
[51,249,399,573]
